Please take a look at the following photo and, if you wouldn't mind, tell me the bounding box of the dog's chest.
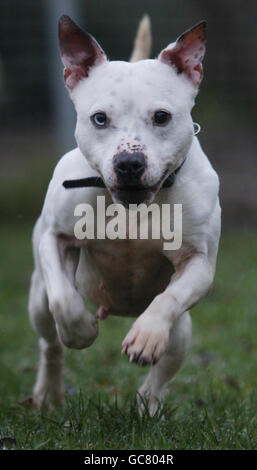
[77,238,174,316]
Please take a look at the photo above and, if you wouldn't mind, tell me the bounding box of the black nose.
[114,152,146,184]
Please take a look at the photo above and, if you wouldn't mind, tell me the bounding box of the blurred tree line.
[0,0,256,127]
[0,0,256,227]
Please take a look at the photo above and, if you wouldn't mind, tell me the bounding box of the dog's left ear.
[59,15,107,90]
[158,21,206,87]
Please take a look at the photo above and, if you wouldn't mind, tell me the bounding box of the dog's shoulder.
[173,137,220,230]
[167,138,221,258]
[180,137,219,203]
[52,147,99,182]
[44,146,101,209]
[39,147,104,233]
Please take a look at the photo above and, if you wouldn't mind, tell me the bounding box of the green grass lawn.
[0,223,256,450]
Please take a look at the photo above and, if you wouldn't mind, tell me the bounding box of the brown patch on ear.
[161,49,184,74]
[159,21,207,87]
[59,15,106,90]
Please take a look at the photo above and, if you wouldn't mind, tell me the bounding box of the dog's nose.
[114,152,146,183]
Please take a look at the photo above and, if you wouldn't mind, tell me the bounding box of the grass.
[0,223,256,450]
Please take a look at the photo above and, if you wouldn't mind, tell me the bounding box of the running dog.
[28,15,221,415]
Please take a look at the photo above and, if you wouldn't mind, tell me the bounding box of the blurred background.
[0,0,256,226]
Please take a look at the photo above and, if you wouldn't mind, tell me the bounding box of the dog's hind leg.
[28,219,64,408]
[137,311,192,416]
[29,267,64,409]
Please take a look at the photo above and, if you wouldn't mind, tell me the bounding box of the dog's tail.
[130,15,152,62]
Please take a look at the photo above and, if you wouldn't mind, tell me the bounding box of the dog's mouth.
[110,186,154,207]
[109,171,169,207]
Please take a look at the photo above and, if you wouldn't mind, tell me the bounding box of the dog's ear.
[59,15,107,90]
[158,21,206,87]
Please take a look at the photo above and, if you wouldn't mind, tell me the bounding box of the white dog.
[28,15,221,415]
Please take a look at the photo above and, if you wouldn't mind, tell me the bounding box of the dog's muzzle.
[112,151,150,206]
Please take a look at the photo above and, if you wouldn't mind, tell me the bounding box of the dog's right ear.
[59,15,107,90]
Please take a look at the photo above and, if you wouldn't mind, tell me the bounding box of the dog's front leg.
[39,230,98,349]
[122,251,215,366]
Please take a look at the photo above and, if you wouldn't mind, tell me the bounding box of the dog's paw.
[52,291,99,349]
[59,318,98,349]
[56,311,98,349]
[121,316,170,366]
[137,390,163,417]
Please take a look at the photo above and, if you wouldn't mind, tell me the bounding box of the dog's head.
[59,15,206,206]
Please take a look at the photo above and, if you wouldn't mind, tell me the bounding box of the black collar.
[63,159,185,190]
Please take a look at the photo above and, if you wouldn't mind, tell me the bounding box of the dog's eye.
[153,111,171,126]
[91,112,108,128]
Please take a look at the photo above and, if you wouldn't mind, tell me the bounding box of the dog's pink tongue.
[96,306,109,320]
